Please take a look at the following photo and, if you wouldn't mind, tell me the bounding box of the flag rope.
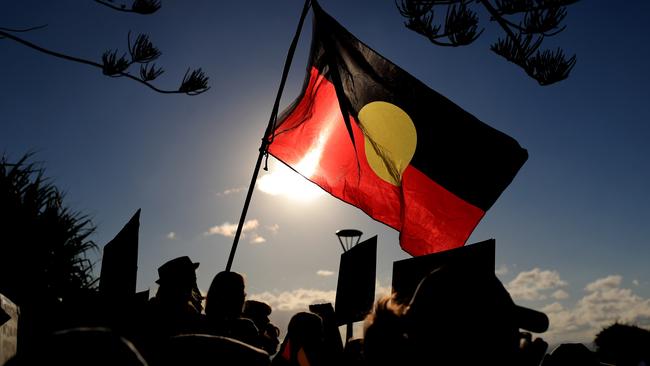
[225,0,312,272]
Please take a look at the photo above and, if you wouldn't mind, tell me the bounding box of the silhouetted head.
[205,271,246,319]
[154,256,200,308]
[286,311,323,347]
[363,296,413,365]
[594,322,650,366]
[276,312,324,364]
[243,300,272,328]
[542,343,601,366]
[156,256,199,287]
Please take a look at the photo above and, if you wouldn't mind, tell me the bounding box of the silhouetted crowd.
[4,255,650,366]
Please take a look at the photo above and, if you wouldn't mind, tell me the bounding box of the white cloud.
[249,288,336,312]
[216,186,245,196]
[249,288,337,341]
[250,235,266,244]
[316,270,335,277]
[205,219,259,237]
[542,302,564,313]
[249,280,392,313]
[166,232,176,240]
[552,289,569,300]
[540,274,650,344]
[584,275,621,292]
[249,281,393,340]
[507,268,567,301]
[575,276,650,329]
[495,264,509,276]
[633,279,640,286]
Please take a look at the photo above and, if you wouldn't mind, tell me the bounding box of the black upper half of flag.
[287,1,528,211]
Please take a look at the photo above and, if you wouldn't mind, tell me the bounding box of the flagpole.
[225,0,312,272]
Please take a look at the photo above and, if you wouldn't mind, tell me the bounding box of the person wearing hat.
[405,265,548,366]
[364,240,550,366]
[155,256,204,314]
[152,255,204,322]
[136,256,205,363]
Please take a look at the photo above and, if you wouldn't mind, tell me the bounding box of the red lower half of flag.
[269,67,484,256]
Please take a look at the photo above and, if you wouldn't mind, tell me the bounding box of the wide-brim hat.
[156,256,200,285]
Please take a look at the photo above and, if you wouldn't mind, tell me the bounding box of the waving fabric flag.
[267,2,527,256]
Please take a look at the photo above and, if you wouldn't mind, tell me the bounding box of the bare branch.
[94,0,161,15]
[0,29,208,95]
[0,25,48,33]
[491,13,566,37]
[94,0,134,13]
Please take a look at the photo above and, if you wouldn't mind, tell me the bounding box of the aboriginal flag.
[267,2,527,256]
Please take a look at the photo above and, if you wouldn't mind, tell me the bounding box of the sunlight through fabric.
[257,160,324,202]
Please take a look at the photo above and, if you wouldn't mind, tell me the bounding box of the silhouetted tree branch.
[0,25,48,34]
[94,0,161,15]
[396,0,578,85]
[0,1,209,95]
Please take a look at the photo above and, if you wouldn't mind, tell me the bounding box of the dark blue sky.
[2,0,649,343]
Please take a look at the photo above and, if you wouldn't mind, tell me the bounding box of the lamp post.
[335,229,363,252]
[335,228,363,343]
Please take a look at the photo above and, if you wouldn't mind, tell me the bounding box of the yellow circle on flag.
[358,101,417,186]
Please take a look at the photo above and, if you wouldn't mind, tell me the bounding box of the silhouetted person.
[341,337,365,366]
[595,322,650,366]
[243,299,281,355]
[204,271,258,346]
[363,295,413,365]
[136,256,204,364]
[363,265,549,366]
[150,256,204,332]
[6,327,147,366]
[309,302,344,364]
[272,311,326,366]
[405,265,548,366]
[160,334,270,366]
[541,343,601,366]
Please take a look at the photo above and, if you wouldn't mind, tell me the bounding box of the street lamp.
[335,228,363,343]
[335,229,363,252]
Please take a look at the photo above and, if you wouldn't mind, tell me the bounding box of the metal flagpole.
[225,0,312,272]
